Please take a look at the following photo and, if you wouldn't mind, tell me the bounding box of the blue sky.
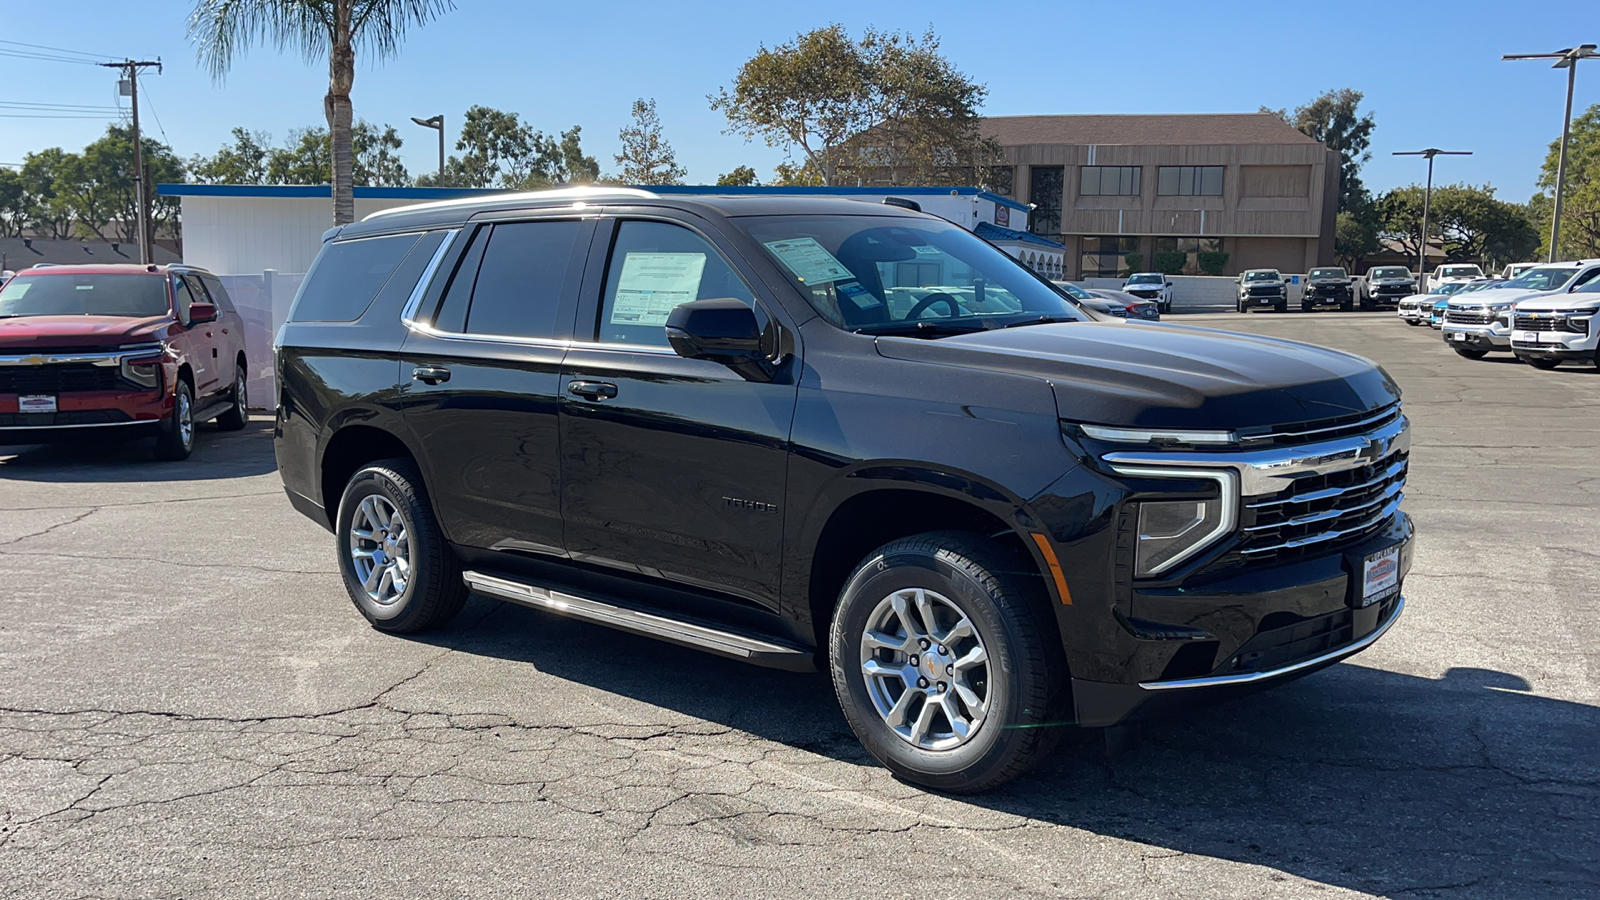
[1,0,1594,202]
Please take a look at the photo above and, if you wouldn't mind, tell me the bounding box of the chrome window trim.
[1105,465,1238,576]
[397,228,463,329]
[0,344,164,367]
[1139,596,1405,691]
[1102,414,1409,498]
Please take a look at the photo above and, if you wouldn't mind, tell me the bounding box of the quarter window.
[292,232,424,323]
[593,221,755,347]
[461,220,585,339]
[1080,166,1141,197]
[1157,166,1225,196]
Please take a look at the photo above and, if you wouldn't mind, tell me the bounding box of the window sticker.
[835,280,881,310]
[763,237,854,285]
[609,252,706,327]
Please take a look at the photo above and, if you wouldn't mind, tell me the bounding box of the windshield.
[1459,281,1496,293]
[1310,268,1347,279]
[1370,268,1410,280]
[1243,271,1280,282]
[740,215,1086,335]
[1440,265,1482,278]
[1432,283,1466,296]
[1503,266,1578,292]
[0,272,170,319]
[1126,273,1162,285]
[1050,280,1095,301]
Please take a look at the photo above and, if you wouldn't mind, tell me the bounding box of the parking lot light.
[1392,149,1472,277]
[1503,44,1600,262]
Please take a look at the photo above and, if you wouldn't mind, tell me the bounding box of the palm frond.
[350,0,456,60]
[188,0,337,80]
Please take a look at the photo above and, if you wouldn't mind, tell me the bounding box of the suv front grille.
[1235,449,1407,566]
[1515,313,1583,333]
[0,365,126,394]
[1446,310,1493,325]
[1238,402,1401,448]
[1247,286,1281,297]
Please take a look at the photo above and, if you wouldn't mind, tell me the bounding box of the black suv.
[275,188,1413,792]
[1303,267,1355,312]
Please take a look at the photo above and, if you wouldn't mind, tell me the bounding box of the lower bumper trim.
[1138,595,1404,691]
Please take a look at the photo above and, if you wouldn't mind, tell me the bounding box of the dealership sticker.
[1361,545,1400,607]
[18,395,56,414]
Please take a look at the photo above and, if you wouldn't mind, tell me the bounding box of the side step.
[462,570,816,672]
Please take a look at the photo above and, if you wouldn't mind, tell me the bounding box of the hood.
[0,314,171,351]
[1448,288,1542,308]
[875,322,1399,430]
[1516,294,1600,312]
[1371,277,1415,284]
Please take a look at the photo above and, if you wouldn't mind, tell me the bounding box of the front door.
[171,273,219,399]
[558,217,799,610]
[400,216,593,555]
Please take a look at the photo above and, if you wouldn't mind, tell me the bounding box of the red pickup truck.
[0,264,249,460]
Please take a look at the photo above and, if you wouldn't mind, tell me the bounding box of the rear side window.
[292,232,425,323]
[460,220,584,339]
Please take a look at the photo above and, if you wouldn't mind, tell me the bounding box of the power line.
[0,48,105,66]
[0,101,121,112]
[0,113,113,120]
[137,82,171,145]
[0,39,114,60]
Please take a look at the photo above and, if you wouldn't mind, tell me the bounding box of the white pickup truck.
[1426,263,1484,294]
[1511,278,1600,370]
[1442,261,1600,359]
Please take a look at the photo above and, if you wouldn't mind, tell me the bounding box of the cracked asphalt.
[1,312,1596,899]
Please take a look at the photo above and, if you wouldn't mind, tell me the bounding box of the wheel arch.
[318,421,426,528]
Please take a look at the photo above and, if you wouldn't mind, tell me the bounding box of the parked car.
[1426,263,1485,294]
[1396,284,1462,325]
[1086,288,1161,321]
[1510,278,1600,370]
[1302,267,1355,312]
[1236,269,1288,313]
[1050,281,1133,320]
[1121,272,1173,313]
[275,188,1412,792]
[1500,262,1538,281]
[1365,266,1418,309]
[1442,261,1600,359]
[0,263,249,459]
[1430,296,1450,328]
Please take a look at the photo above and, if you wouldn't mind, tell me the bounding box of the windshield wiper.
[1001,314,1078,328]
[855,320,986,338]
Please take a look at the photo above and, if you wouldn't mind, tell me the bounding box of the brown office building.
[984,114,1338,279]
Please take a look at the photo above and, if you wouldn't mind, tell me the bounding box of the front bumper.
[1511,330,1596,359]
[1305,287,1352,305]
[1242,293,1286,307]
[1441,322,1510,350]
[0,390,171,440]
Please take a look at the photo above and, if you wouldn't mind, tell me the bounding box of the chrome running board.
[462,570,815,672]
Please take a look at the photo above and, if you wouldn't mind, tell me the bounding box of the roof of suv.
[339,187,927,239]
[13,263,212,277]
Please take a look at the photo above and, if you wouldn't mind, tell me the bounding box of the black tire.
[1237,299,1247,313]
[1524,357,1562,370]
[1274,299,1288,314]
[1301,302,1314,313]
[335,459,467,633]
[152,380,195,461]
[1453,347,1489,360]
[1405,319,1422,326]
[829,531,1068,793]
[215,363,248,431]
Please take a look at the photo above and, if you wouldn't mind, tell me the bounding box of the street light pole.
[410,115,445,185]
[1393,148,1472,277]
[1504,44,1598,262]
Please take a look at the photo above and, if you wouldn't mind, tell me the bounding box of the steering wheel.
[906,292,962,320]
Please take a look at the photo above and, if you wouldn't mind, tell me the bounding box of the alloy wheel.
[859,587,994,751]
[348,495,411,606]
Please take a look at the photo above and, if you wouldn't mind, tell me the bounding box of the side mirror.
[188,301,218,325]
[665,298,774,382]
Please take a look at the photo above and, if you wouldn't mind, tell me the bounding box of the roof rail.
[363,186,660,221]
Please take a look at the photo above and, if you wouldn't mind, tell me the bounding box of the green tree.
[712,25,997,187]
[771,159,824,186]
[557,126,599,185]
[615,99,686,185]
[1263,88,1376,211]
[19,148,78,239]
[715,165,760,186]
[1335,205,1381,269]
[76,125,186,243]
[0,168,24,238]
[189,0,454,225]
[195,122,408,187]
[1535,103,1600,260]
[1377,183,1538,269]
[439,106,596,189]
[190,128,273,184]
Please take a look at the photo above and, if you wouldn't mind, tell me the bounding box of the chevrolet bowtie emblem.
[19,355,45,366]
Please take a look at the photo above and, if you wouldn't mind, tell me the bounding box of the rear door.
[557,215,800,610]
[399,214,594,555]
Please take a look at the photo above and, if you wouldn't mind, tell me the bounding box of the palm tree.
[189,0,454,225]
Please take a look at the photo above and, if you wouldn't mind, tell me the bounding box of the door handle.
[412,365,451,385]
[567,380,618,401]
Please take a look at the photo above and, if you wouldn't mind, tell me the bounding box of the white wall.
[179,196,423,276]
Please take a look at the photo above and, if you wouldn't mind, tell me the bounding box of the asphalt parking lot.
[1,312,1596,899]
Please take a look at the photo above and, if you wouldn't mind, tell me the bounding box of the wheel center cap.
[922,649,949,678]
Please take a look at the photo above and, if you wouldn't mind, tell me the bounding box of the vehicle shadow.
[423,596,1600,897]
[0,417,278,481]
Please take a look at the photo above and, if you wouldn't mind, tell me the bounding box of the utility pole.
[101,59,162,265]
[1503,44,1598,262]
[1393,149,1472,276]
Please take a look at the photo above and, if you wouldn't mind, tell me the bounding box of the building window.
[1157,166,1224,196]
[1079,166,1141,197]
[1080,236,1139,278]
[987,166,1014,197]
[1153,236,1225,275]
[1028,166,1064,241]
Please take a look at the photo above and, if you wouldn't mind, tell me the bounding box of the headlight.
[1109,466,1239,577]
[1570,315,1592,334]
[120,355,162,388]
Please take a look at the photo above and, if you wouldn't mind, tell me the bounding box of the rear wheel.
[1524,357,1562,370]
[1454,347,1489,360]
[152,381,195,461]
[829,532,1067,793]
[336,459,467,633]
[215,364,248,431]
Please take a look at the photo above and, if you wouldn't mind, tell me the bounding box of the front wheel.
[1454,347,1489,360]
[335,459,468,633]
[1274,299,1288,314]
[152,381,195,461]
[830,532,1067,793]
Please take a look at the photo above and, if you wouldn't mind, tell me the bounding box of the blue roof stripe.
[973,221,1065,249]
[155,182,1032,212]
